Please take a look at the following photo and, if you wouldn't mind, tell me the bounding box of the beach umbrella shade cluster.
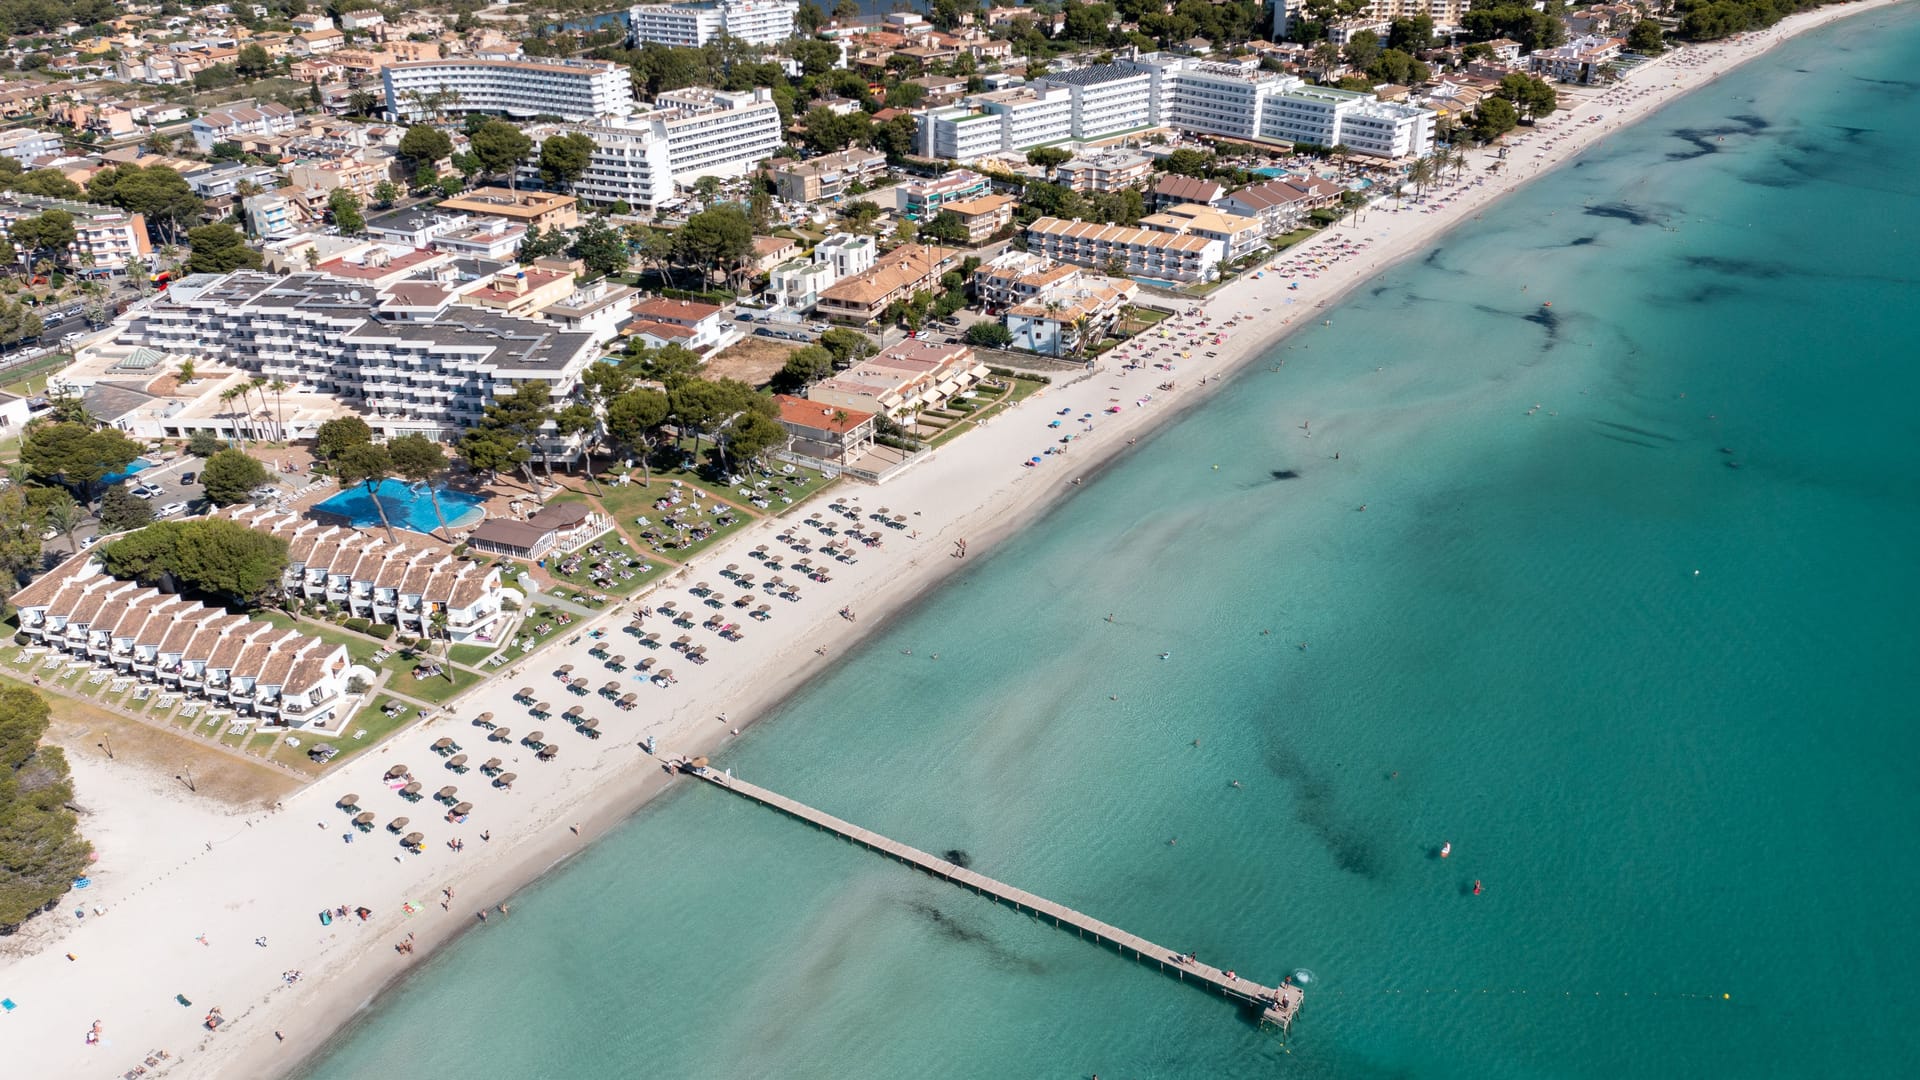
[384,765,409,781]
[353,812,375,829]
[494,773,518,789]
[337,794,359,810]
[538,745,559,761]
[387,817,409,833]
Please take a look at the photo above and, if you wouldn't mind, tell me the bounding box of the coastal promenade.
[679,759,1305,1031]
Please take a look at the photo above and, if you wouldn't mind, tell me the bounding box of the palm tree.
[176,358,196,385]
[427,609,453,682]
[248,376,270,443]
[218,386,245,444]
[269,378,289,441]
[43,497,85,550]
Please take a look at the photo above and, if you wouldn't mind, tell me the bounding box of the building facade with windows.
[628,0,798,47]
[0,193,151,273]
[383,57,633,122]
[1024,216,1224,283]
[520,88,782,209]
[11,555,354,727]
[84,271,599,441]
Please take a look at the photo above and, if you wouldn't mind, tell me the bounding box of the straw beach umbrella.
[494,773,517,788]
[538,745,559,761]
[450,802,473,816]
[491,726,512,742]
[431,737,453,753]
[447,754,468,771]
[353,811,375,828]
[337,794,360,809]
[385,764,409,781]
[436,786,458,802]
[482,757,503,773]
[387,817,410,832]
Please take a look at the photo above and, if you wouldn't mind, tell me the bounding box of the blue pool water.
[103,458,154,486]
[313,479,486,533]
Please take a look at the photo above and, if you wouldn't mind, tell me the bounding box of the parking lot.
[40,453,217,557]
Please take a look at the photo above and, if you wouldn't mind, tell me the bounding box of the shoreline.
[2,6,1901,1078]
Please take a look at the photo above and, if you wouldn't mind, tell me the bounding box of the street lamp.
[176,767,195,792]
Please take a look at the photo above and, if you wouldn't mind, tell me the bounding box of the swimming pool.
[313,479,487,534]
[104,458,155,486]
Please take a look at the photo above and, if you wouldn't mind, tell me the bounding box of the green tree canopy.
[817,327,874,367]
[1626,19,1666,55]
[1162,148,1216,178]
[537,131,597,192]
[86,164,203,243]
[0,687,92,932]
[186,223,263,274]
[201,448,271,506]
[313,416,373,465]
[570,216,630,279]
[8,211,75,268]
[966,321,1013,348]
[99,518,290,604]
[10,168,82,199]
[396,125,454,178]
[97,484,154,533]
[771,344,836,393]
[327,188,365,235]
[21,421,142,502]
[470,119,535,184]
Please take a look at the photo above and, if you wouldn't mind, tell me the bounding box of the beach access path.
[0,5,1901,1077]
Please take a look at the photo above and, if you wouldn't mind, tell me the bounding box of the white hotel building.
[87,271,599,441]
[628,0,798,47]
[520,87,783,208]
[383,57,634,123]
[1120,54,1435,159]
[919,55,1434,164]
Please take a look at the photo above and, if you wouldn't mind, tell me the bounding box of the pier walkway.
[678,760,1303,1030]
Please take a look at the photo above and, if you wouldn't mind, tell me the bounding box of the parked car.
[79,535,97,549]
[132,486,158,499]
[156,501,187,517]
[180,471,197,484]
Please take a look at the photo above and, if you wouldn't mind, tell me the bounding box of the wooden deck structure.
[679,761,1303,1031]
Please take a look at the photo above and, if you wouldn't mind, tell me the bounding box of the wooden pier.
[679,761,1303,1031]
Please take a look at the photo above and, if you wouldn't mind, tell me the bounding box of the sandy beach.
[2,6,1901,1077]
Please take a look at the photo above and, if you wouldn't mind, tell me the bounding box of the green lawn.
[378,653,481,705]
[537,529,675,598]
[449,643,498,666]
[285,694,418,770]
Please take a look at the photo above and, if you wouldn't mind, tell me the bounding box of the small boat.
[1439,842,1452,858]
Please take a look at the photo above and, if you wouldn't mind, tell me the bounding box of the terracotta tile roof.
[774,394,875,434]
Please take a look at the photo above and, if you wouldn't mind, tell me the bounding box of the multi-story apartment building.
[0,127,63,165]
[900,170,990,221]
[628,0,798,47]
[191,101,297,151]
[0,194,151,273]
[764,148,888,203]
[1271,0,1466,38]
[243,193,297,239]
[1056,148,1155,193]
[1529,35,1625,85]
[94,271,599,441]
[437,188,580,231]
[815,243,961,323]
[520,88,781,209]
[383,57,633,123]
[1141,202,1267,263]
[11,556,354,727]
[1024,216,1224,283]
[223,506,508,642]
[917,85,1077,162]
[812,233,877,281]
[1035,64,1157,141]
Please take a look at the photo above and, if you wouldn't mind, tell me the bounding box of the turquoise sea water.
[297,13,1920,1080]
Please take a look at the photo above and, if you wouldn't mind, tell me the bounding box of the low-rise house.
[1003,269,1136,357]
[750,235,801,274]
[338,10,386,32]
[766,259,837,312]
[0,128,64,165]
[622,295,734,353]
[292,29,347,56]
[772,394,877,467]
[244,192,296,239]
